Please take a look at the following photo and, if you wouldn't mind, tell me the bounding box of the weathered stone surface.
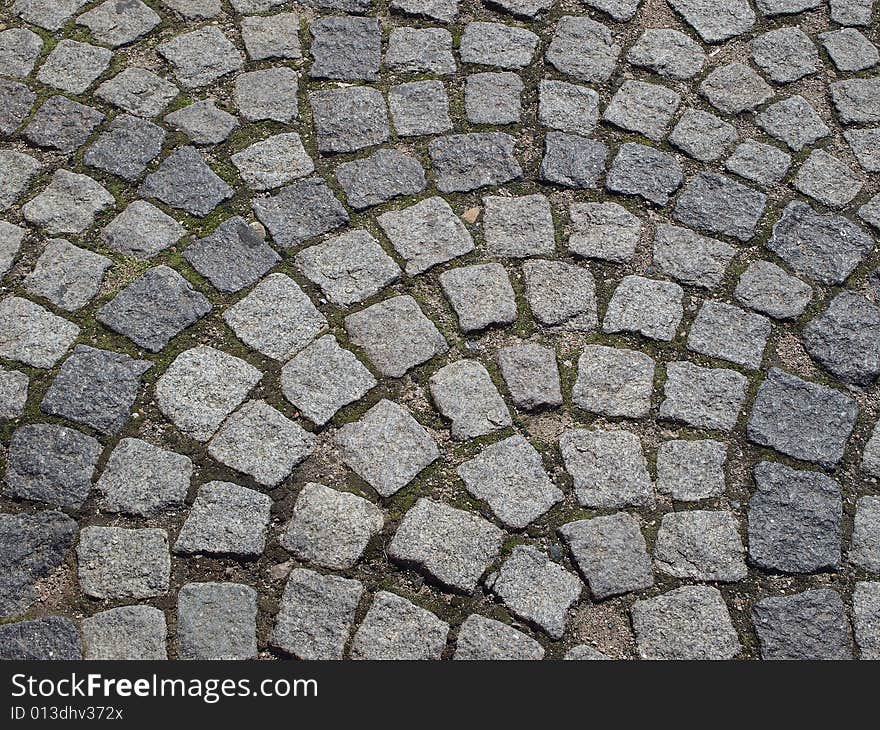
[24,239,110,312]
[568,202,641,263]
[751,27,818,83]
[388,81,452,137]
[540,132,609,190]
[863,424,880,478]
[101,201,185,258]
[659,361,748,432]
[559,513,653,599]
[845,128,880,172]
[757,96,830,151]
[854,582,880,660]
[752,589,853,660]
[177,582,257,660]
[24,95,105,154]
[747,368,858,466]
[310,87,389,153]
[140,146,233,217]
[430,133,522,192]
[14,0,89,30]
[669,109,737,162]
[440,263,518,333]
[429,360,510,439]
[309,16,380,81]
[454,615,544,660]
[602,275,683,342]
[656,439,726,501]
[546,16,619,81]
[233,67,298,123]
[831,0,874,24]
[0,27,43,78]
[573,345,654,418]
[0,367,28,421]
[242,13,301,61]
[605,142,682,205]
[0,296,79,368]
[22,169,113,235]
[632,586,741,659]
[0,79,34,135]
[673,173,767,242]
[561,428,654,508]
[351,591,449,660]
[457,435,562,529]
[653,223,735,289]
[96,67,178,117]
[793,149,863,209]
[734,260,811,319]
[232,133,314,191]
[725,141,791,187]
[483,194,554,258]
[668,0,754,43]
[0,151,40,211]
[157,27,243,88]
[497,343,561,410]
[0,617,82,660]
[83,606,167,660]
[748,461,841,574]
[627,28,705,79]
[830,78,880,124]
[389,498,504,592]
[655,511,746,581]
[84,114,165,183]
[388,27,454,75]
[522,259,598,330]
[253,178,349,248]
[687,301,771,369]
[851,496,880,573]
[77,526,170,600]
[538,80,600,135]
[281,483,383,570]
[460,21,538,69]
[565,645,611,660]
[37,38,112,94]
[701,63,772,115]
[77,0,160,47]
[164,100,238,146]
[603,80,681,141]
[336,149,425,210]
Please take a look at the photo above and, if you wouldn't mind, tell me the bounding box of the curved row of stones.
[1,0,879,661]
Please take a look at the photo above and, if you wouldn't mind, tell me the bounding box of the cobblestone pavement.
[0,0,879,661]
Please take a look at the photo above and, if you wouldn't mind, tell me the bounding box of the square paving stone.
[802,292,880,386]
[309,16,380,80]
[231,133,314,191]
[97,265,212,352]
[377,196,473,276]
[631,586,741,660]
[488,545,582,639]
[83,114,165,182]
[756,96,830,151]
[659,361,748,432]
[96,437,192,517]
[177,582,257,660]
[77,0,160,47]
[0,617,82,660]
[0,78,35,135]
[41,345,150,435]
[673,172,767,242]
[820,28,879,72]
[77,526,170,600]
[3,424,99,508]
[497,343,561,410]
[654,510,746,582]
[724,141,791,187]
[573,344,654,419]
[483,194,554,258]
[101,201,186,259]
[389,498,504,592]
[603,80,681,141]
[184,216,279,293]
[174,481,272,556]
[734,260,811,320]
[457,434,562,529]
[272,569,364,660]
[626,28,705,79]
[669,109,737,162]
[344,296,447,378]
[440,263,518,333]
[430,133,522,193]
[465,72,522,124]
[310,87,388,153]
[241,12,302,61]
[522,259,597,330]
[164,0,222,15]
[604,142,682,205]
[252,178,349,248]
[351,591,449,660]
[851,496,880,573]
[538,80,600,135]
[14,0,89,30]
[429,359,511,440]
[335,149,425,210]
[0,367,28,421]
[699,63,772,115]
[281,483,383,570]
[831,0,873,24]
[208,400,316,487]
[652,223,735,290]
[755,0,822,14]
[281,335,376,426]
[156,346,262,442]
[844,128,880,172]
[750,27,818,83]
[765,201,873,285]
[164,100,238,146]
[747,367,858,466]
[545,16,619,81]
[793,149,863,209]
[863,423,880,477]
[140,146,233,217]
[388,81,452,137]
[602,275,683,342]
[387,27,455,74]
[748,461,842,574]
[0,296,79,368]
[0,509,76,618]
[460,21,538,69]
[568,202,642,263]
[296,230,400,307]
[453,615,544,660]
[0,27,43,78]
[656,439,726,501]
[752,589,853,660]
[233,67,298,123]
[224,273,325,361]
[336,399,439,498]
[95,67,178,117]
[22,169,113,235]
[831,78,880,124]
[687,301,771,370]
[36,39,112,94]
[0,150,40,211]
[539,132,608,190]
[853,582,880,660]
[157,27,242,88]
[24,238,111,312]
[82,606,167,660]
[559,512,653,599]
[667,0,754,43]
[560,428,654,509]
